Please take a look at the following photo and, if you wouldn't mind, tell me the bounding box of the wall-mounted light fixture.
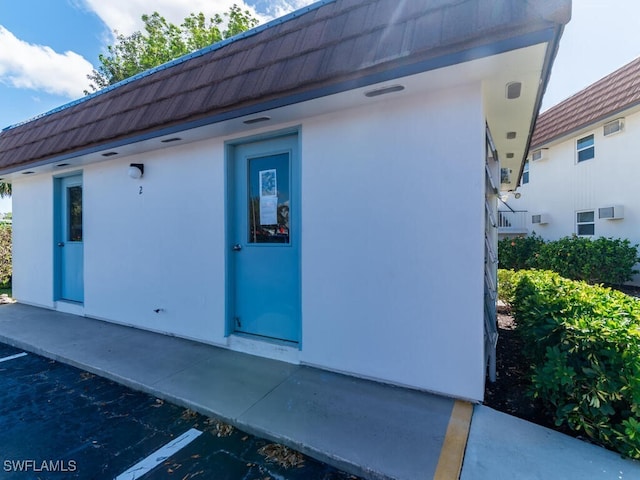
[128,163,144,179]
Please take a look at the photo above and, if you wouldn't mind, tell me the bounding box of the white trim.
[576,134,595,163]
[576,210,595,236]
[227,334,300,364]
[55,301,84,316]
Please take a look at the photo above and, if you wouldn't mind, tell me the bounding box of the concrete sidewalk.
[0,303,639,479]
[462,405,640,479]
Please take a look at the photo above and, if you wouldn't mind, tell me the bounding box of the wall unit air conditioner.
[531,213,549,225]
[531,149,548,162]
[598,205,624,219]
[603,118,624,136]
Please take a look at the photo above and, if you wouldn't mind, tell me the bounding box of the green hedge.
[497,234,544,271]
[498,235,639,285]
[0,225,10,287]
[497,268,518,305]
[510,269,640,458]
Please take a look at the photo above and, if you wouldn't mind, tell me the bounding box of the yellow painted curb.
[433,400,473,480]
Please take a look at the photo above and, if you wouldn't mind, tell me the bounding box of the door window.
[247,153,290,244]
[67,185,83,242]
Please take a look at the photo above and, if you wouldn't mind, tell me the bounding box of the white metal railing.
[497,210,527,232]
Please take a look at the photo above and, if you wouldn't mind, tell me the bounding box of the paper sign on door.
[259,169,278,225]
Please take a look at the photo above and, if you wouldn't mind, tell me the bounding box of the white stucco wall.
[511,108,640,282]
[82,143,227,344]
[300,84,487,400]
[11,82,487,400]
[12,175,54,307]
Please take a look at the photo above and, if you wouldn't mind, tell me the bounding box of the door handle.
[57,242,65,247]
[232,244,242,251]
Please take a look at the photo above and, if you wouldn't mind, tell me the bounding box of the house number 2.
[139,186,143,195]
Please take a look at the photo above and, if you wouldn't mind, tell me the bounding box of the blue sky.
[1,0,640,213]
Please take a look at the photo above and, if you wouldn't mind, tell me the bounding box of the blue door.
[56,175,84,303]
[231,134,300,343]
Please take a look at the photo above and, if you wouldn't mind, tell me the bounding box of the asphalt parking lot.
[0,342,358,479]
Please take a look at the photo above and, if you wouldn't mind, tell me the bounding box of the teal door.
[56,175,84,303]
[230,134,300,343]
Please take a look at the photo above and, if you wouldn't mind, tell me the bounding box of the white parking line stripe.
[0,352,27,363]
[114,428,202,480]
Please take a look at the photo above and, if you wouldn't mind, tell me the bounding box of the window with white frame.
[577,134,594,162]
[576,210,595,236]
[521,160,529,184]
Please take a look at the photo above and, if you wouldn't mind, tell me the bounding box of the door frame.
[53,171,84,303]
[224,127,302,344]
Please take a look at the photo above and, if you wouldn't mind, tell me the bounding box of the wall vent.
[598,205,624,219]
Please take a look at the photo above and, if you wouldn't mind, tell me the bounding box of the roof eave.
[511,22,568,191]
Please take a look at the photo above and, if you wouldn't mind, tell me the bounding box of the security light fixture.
[128,163,144,179]
[364,85,405,97]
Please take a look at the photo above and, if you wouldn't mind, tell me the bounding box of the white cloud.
[0,1,316,101]
[0,26,93,98]
[83,0,262,38]
[256,0,316,19]
[82,0,315,38]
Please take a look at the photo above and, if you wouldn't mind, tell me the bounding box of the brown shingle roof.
[531,56,640,148]
[0,0,571,173]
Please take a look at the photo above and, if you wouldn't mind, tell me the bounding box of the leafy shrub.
[530,236,639,285]
[0,225,10,287]
[499,235,639,286]
[497,268,519,305]
[512,270,640,458]
[498,234,544,270]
